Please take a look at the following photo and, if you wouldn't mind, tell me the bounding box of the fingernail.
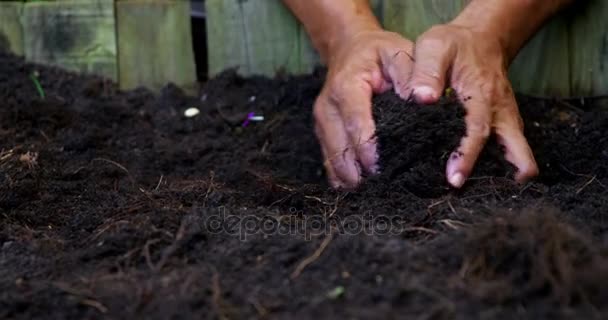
[448,172,465,188]
[414,86,438,104]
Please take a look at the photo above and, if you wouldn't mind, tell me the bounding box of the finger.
[315,126,343,189]
[330,79,379,175]
[494,108,539,183]
[446,97,491,188]
[380,47,415,99]
[313,94,361,188]
[408,36,455,104]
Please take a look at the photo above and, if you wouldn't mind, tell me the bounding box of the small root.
[291,231,334,279]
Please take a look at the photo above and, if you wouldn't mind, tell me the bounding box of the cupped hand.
[406,23,539,188]
[314,29,414,189]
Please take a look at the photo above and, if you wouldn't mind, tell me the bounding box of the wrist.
[285,0,381,65]
[450,0,570,62]
[322,19,382,66]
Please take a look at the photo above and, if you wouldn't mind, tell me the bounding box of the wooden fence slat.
[204,0,607,97]
[508,16,570,97]
[116,0,196,90]
[23,0,117,80]
[240,0,301,75]
[569,0,608,97]
[206,0,302,76]
[0,2,24,56]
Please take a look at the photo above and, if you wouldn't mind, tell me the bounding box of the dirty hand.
[283,0,416,188]
[406,23,539,188]
[314,29,414,189]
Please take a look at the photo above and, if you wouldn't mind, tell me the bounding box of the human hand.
[314,29,415,189]
[406,23,539,188]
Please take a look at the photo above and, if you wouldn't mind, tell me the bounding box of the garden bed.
[1,52,608,319]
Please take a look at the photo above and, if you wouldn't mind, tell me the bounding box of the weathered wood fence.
[206,0,608,97]
[2,0,606,97]
[0,0,196,91]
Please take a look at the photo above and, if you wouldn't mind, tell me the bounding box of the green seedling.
[326,286,345,300]
[30,71,45,99]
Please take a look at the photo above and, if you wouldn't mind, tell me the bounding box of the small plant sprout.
[30,71,45,99]
[326,286,345,300]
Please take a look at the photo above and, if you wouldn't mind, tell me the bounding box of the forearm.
[282,0,381,64]
[452,0,574,62]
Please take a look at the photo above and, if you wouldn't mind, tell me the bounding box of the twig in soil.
[92,158,130,176]
[447,199,457,215]
[576,175,597,195]
[154,175,164,191]
[154,218,188,272]
[142,238,161,270]
[91,158,158,203]
[560,165,607,191]
[439,219,469,230]
[39,130,50,142]
[212,272,230,320]
[459,192,494,201]
[291,230,334,279]
[249,298,269,318]
[80,299,108,313]
[327,194,346,218]
[427,199,446,209]
[53,282,108,313]
[89,220,129,241]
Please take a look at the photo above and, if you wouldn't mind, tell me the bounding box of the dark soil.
[1,52,608,320]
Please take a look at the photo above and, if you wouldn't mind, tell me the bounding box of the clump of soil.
[1,51,608,319]
[460,209,608,305]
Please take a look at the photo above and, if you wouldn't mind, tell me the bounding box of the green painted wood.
[0,2,24,56]
[383,0,466,39]
[508,15,570,97]
[22,0,117,80]
[116,0,196,90]
[568,0,608,97]
[206,0,301,76]
[205,0,608,97]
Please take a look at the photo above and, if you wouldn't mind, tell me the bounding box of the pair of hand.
[314,23,538,189]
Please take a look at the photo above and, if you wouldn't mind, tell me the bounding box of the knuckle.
[467,118,491,139]
[328,79,350,104]
[343,118,361,138]
[416,35,446,52]
[479,75,513,104]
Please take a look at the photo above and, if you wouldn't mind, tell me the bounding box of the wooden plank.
[116,0,196,90]
[382,0,466,39]
[508,15,570,97]
[22,0,117,80]
[206,0,301,76]
[0,2,24,56]
[568,0,608,96]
